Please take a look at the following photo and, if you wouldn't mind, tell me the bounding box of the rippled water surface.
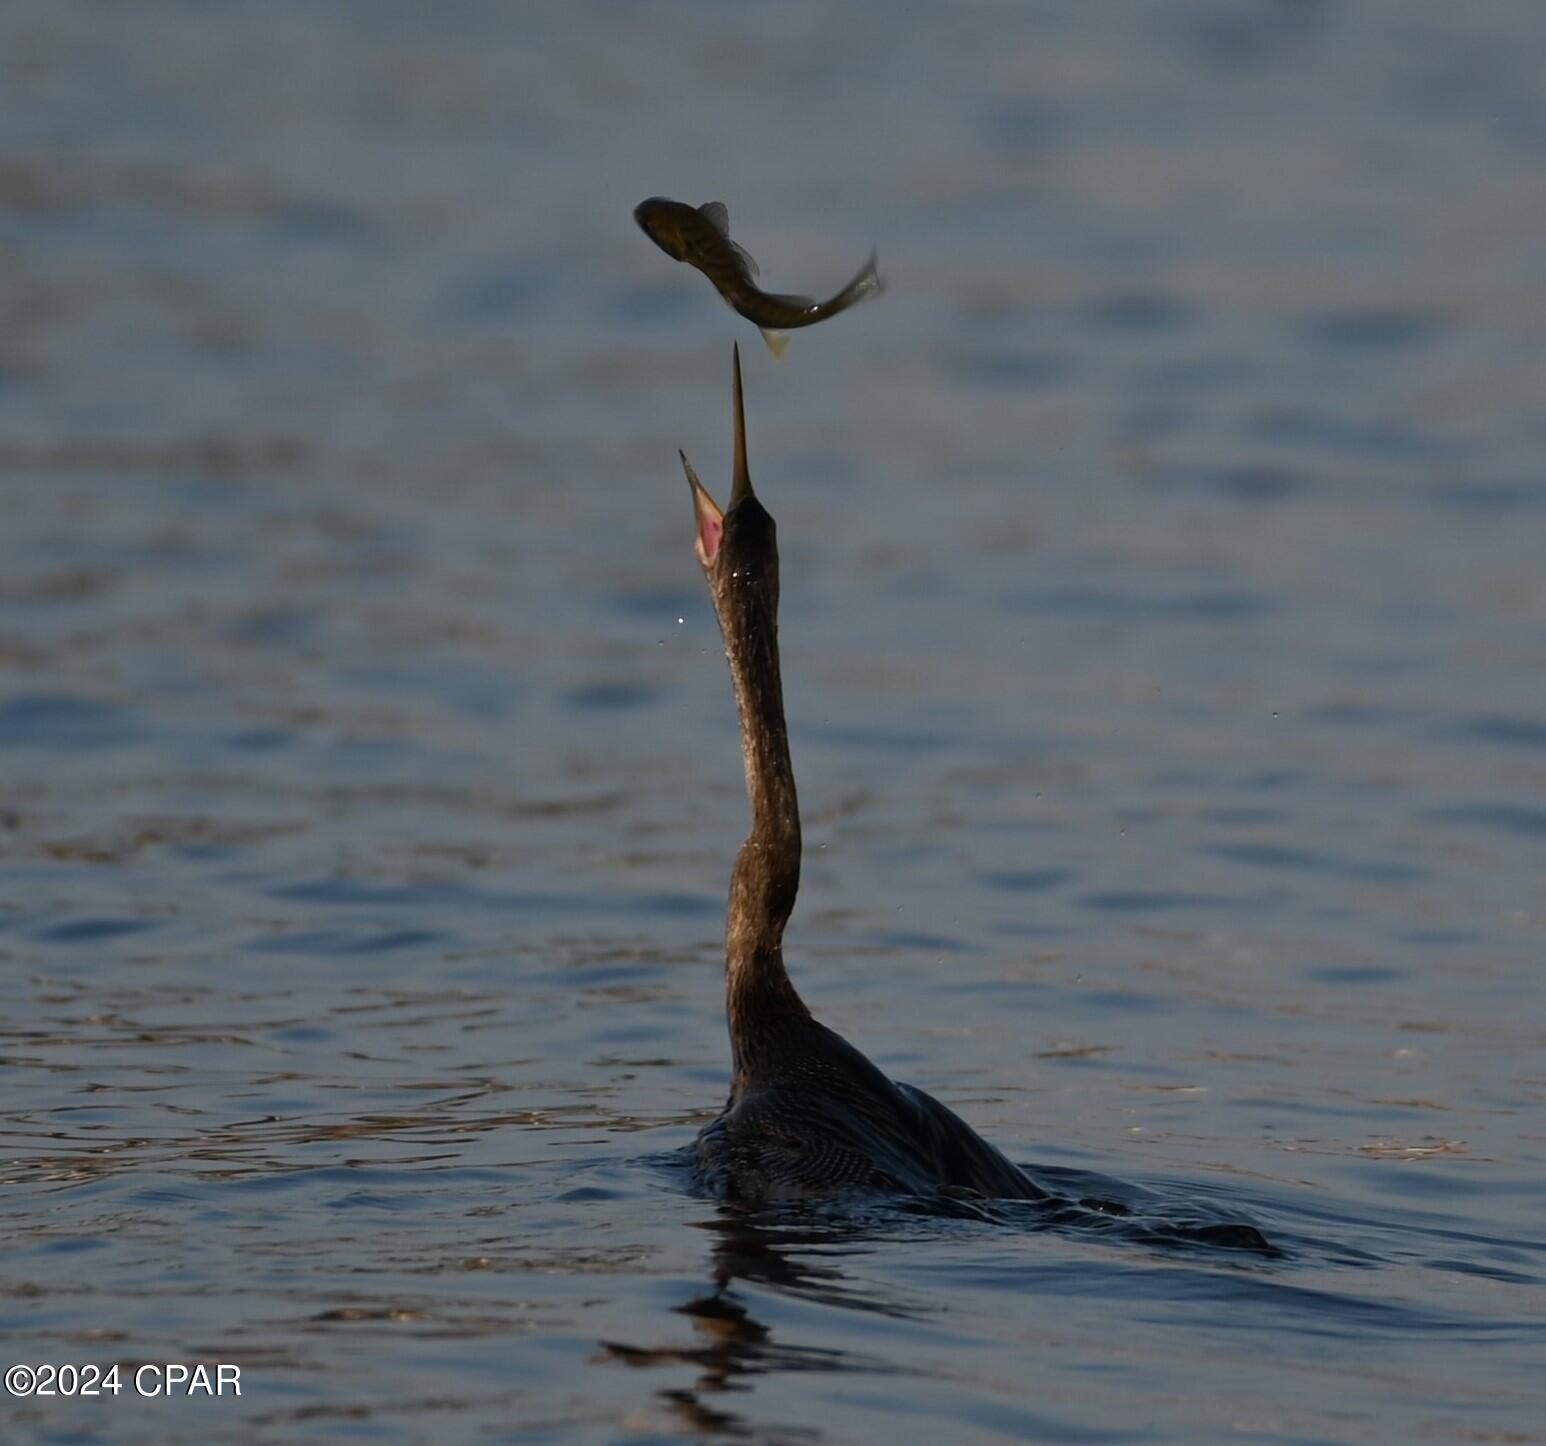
[3,2,1545,1440]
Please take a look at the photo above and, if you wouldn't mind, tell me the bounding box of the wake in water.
[655,1147,1278,1257]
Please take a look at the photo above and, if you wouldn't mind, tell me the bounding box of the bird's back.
[697,1016,1044,1203]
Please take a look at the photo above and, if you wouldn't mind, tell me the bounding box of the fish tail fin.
[759,327,790,359]
[835,249,885,310]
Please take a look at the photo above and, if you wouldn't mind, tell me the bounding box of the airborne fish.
[633,196,883,357]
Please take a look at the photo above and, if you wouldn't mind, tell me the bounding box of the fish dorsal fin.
[699,201,759,277]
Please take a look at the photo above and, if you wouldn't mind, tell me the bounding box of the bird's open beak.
[680,450,723,567]
[680,344,755,568]
[729,342,752,508]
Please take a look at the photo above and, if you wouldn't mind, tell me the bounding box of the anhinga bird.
[679,345,1045,1203]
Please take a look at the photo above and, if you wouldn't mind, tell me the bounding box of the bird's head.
[680,344,778,612]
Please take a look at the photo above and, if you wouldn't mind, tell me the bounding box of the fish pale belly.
[694,1054,1042,1204]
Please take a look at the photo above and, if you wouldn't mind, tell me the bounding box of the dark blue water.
[2,2,1544,1439]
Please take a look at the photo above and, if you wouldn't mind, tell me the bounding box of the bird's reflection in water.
[597,1208,912,1439]
[596,1172,1277,1435]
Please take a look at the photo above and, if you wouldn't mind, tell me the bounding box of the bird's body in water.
[635,197,883,358]
[680,346,1044,1205]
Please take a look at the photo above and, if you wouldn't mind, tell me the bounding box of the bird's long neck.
[715,552,809,1074]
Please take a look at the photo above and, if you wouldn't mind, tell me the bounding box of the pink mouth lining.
[697,505,724,562]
